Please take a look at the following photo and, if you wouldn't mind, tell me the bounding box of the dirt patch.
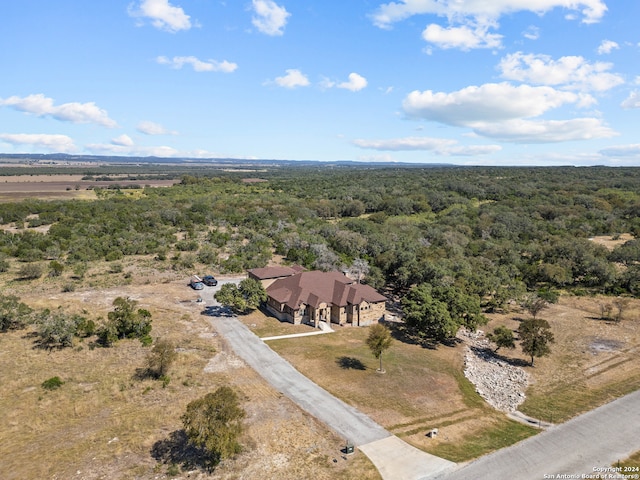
[589,233,634,251]
[589,337,624,353]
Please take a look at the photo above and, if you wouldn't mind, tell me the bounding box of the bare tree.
[599,302,613,320]
[349,258,370,283]
[612,297,630,323]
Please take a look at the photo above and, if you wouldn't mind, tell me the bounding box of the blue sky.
[1,0,639,165]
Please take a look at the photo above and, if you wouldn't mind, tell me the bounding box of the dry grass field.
[0,175,179,202]
[0,263,379,480]
[1,253,640,477]
[244,292,640,461]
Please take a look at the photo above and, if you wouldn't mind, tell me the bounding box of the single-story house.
[250,269,387,327]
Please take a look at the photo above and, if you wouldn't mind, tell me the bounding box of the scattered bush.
[42,376,64,390]
[17,263,43,280]
[97,297,152,347]
[0,294,33,332]
[146,338,177,379]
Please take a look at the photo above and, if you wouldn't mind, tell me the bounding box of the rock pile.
[460,329,529,412]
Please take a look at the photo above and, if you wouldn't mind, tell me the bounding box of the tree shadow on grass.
[151,429,217,474]
[336,356,367,370]
[381,320,440,350]
[469,345,531,367]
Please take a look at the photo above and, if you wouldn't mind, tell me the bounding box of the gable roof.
[248,265,305,280]
[266,270,386,311]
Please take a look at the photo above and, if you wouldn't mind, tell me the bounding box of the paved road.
[436,389,640,480]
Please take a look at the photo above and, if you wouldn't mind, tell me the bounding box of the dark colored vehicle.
[202,275,218,286]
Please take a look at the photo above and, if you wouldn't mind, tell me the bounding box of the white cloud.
[597,39,619,55]
[0,94,118,128]
[353,136,456,151]
[137,121,178,135]
[599,144,640,157]
[498,52,624,92]
[0,133,77,153]
[156,56,237,73]
[370,0,608,29]
[352,136,502,156]
[128,0,192,33]
[403,82,589,125]
[251,0,290,36]
[402,83,616,143]
[422,21,502,50]
[522,25,540,40]
[111,134,134,147]
[472,117,617,143]
[621,92,640,109]
[273,69,310,88]
[337,73,368,91]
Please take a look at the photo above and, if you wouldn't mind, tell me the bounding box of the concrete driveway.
[205,303,455,480]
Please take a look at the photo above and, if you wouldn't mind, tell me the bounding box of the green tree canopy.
[519,318,555,366]
[366,323,393,373]
[402,284,486,342]
[486,325,515,353]
[98,297,152,346]
[214,279,267,314]
[182,386,245,471]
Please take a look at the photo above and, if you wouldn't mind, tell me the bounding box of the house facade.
[248,268,387,327]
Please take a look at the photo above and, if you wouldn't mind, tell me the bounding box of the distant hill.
[0,153,455,168]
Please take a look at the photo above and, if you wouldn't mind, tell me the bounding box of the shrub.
[18,263,43,280]
[0,295,33,332]
[146,338,177,379]
[48,260,64,277]
[42,376,64,390]
[182,387,245,470]
[36,310,81,348]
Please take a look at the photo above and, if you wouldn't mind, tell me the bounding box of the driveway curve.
[209,314,389,445]
[207,313,455,479]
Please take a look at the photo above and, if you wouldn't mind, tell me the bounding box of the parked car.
[202,275,218,286]
[190,275,205,290]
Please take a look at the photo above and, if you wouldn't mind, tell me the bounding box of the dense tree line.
[2,166,640,327]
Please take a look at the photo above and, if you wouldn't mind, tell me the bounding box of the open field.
[0,263,379,480]
[0,174,179,202]
[245,292,640,459]
[2,255,640,476]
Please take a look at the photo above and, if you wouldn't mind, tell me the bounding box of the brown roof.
[248,265,305,280]
[266,270,387,310]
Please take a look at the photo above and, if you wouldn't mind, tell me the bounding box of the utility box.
[345,442,354,454]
